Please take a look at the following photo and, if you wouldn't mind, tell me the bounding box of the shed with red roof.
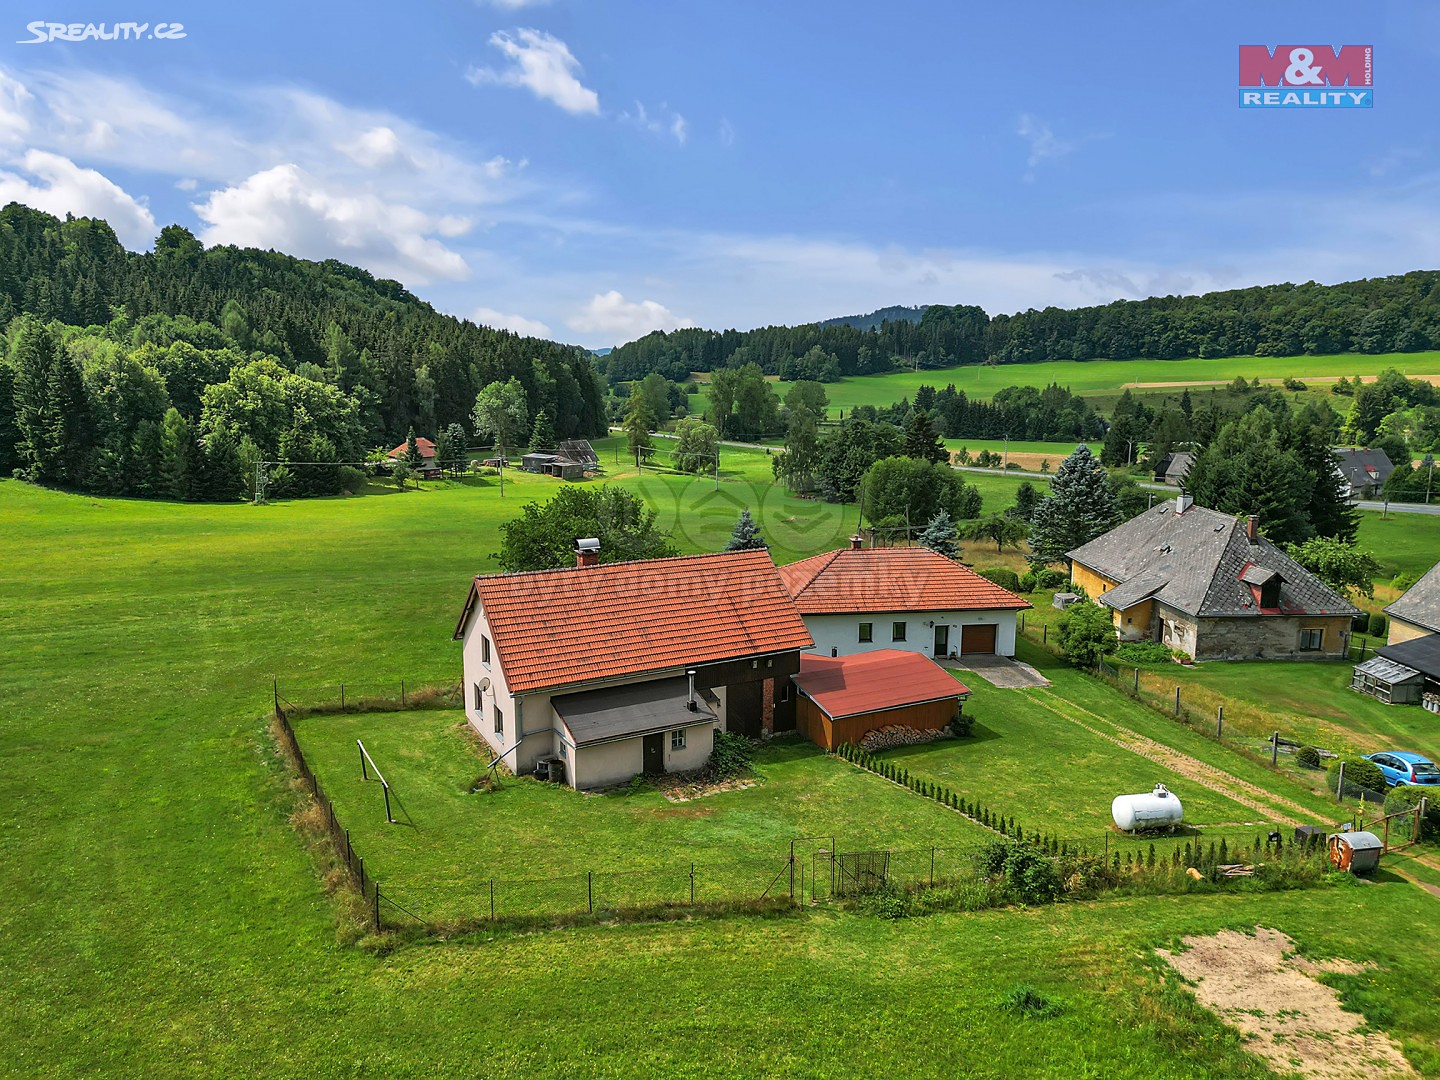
[791,650,969,750]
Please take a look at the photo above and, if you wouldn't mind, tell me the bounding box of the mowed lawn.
[292,711,992,921]
[5,476,1440,1076]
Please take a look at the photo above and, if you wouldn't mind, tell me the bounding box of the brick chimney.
[575,537,600,568]
[1246,515,1259,543]
[849,534,864,550]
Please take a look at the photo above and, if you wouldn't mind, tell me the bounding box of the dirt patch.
[655,775,757,803]
[1158,927,1415,1079]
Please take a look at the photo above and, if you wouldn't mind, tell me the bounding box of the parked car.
[1362,752,1440,787]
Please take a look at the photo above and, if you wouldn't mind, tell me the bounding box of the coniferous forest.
[0,204,605,500]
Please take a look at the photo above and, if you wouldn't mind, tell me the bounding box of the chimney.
[575,537,600,568]
[1175,493,1193,514]
[1246,515,1259,543]
[686,669,697,711]
[849,534,864,550]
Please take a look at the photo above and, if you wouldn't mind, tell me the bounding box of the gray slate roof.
[1155,451,1194,484]
[1068,502,1361,619]
[552,676,718,747]
[1333,447,1394,489]
[1377,634,1440,680]
[1384,560,1440,634]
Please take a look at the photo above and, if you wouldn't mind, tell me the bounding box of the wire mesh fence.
[274,679,461,717]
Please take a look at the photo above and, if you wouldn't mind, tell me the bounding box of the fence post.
[1043,625,1047,644]
[1174,686,1181,716]
[1020,612,1025,632]
[340,683,346,712]
[1271,731,1279,766]
[273,678,280,718]
[345,828,351,864]
[358,855,365,893]
[1216,706,1223,739]
[490,877,495,920]
[1383,813,1390,853]
[690,862,696,905]
[359,741,368,780]
[587,871,594,913]
[401,678,407,707]
[382,783,393,825]
[930,846,936,886]
[373,882,381,932]
[1336,761,1345,802]
[1133,668,1139,693]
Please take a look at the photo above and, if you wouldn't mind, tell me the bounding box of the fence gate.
[834,851,890,897]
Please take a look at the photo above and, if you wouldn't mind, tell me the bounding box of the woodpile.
[859,725,952,752]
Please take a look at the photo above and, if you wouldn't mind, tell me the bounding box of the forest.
[0,204,605,500]
[603,272,1440,381]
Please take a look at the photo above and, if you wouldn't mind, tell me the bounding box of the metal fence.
[274,679,461,717]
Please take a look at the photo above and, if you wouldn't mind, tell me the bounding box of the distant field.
[688,351,1440,413]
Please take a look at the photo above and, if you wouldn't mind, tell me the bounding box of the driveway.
[944,654,1050,689]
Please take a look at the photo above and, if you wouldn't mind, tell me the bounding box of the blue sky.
[2,2,1437,348]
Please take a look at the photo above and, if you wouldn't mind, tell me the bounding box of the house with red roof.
[792,650,970,750]
[453,542,814,789]
[778,542,1031,660]
[387,437,442,479]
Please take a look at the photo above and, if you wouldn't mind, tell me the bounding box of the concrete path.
[944,654,1050,689]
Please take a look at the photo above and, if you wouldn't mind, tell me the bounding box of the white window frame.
[481,635,491,665]
[670,729,686,751]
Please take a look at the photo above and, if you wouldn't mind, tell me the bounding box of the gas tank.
[1111,784,1184,831]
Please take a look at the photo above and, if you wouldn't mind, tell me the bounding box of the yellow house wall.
[1388,618,1434,646]
[1070,563,1125,628]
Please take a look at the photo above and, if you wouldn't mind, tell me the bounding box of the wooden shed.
[791,650,968,750]
[1328,831,1383,874]
[1351,655,1424,705]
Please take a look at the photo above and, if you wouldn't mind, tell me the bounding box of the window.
[1299,628,1324,651]
[1260,580,1281,608]
[858,622,873,643]
[473,682,482,710]
[481,635,491,664]
[493,705,504,736]
[558,742,568,759]
[778,682,791,703]
[670,729,686,750]
[892,621,907,642]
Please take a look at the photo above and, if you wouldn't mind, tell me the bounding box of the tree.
[917,510,961,559]
[784,380,829,418]
[961,513,1027,555]
[496,485,679,571]
[1283,537,1382,600]
[621,394,655,461]
[815,418,902,503]
[1026,445,1116,566]
[1183,409,1312,545]
[12,318,92,486]
[471,377,529,454]
[860,456,981,535]
[673,417,719,474]
[436,422,468,470]
[775,407,821,493]
[404,426,422,467]
[528,409,556,452]
[902,409,949,464]
[724,508,768,551]
[1009,480,1042,522]
[1107,472,1150,522]
[159,407,196,500]
[1056,601,1116,668]
[391,460,414,490]
[730,363,780,438]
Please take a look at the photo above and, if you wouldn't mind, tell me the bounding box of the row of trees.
[875,382,1106,442]
[604,273,1440,380]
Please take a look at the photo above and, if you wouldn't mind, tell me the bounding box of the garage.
[792,650,970,750]
[961,623,997,655]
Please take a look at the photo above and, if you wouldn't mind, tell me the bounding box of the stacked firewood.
[859,725,952,752]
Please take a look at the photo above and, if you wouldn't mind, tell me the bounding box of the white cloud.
[718,118,736,148]
[0,149,155,247]
[0,71,33,141]
[567,290,694,341]
[472,306,553,337]
[620,101,687,145]
[466,29,600,116]
[340,125,406,169]
[174,177,198,191]
[1016,113,1074,168]
[193,164,470,283]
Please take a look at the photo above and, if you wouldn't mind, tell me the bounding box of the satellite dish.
[477,678,491,692]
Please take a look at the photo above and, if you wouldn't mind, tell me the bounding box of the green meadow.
[3,462,1440,1076]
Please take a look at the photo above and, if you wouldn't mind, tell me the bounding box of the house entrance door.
[932,624,949,657]
[642,733,664,774]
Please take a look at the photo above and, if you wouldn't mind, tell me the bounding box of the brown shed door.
[643,733,664,774]
[961,624,997,655]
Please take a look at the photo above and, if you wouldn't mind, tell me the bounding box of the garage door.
[960,623,997,655]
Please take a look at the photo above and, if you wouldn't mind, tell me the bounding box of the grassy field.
[5,471,1440,1075]
[738,351,1440,413]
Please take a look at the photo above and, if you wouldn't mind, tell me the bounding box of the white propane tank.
[1111,784,1184,832]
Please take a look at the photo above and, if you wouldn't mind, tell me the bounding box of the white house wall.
[564,717,720,790]
[802,610,1018,658]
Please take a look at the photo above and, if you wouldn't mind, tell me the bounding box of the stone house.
[1067,496,1361,661]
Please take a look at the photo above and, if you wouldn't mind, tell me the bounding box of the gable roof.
[454,550,814,695]
[793,650,969,719]
[1333,447,1394,487]
[1385,560,1440,634]
[1068,502,1361,619]
[388,437,437,459]
[1156,451,1194,482]
[778,547,1031,615]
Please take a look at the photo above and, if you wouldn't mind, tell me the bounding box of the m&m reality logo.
[1239,46,1372,109]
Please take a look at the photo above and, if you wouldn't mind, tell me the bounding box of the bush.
[1036,569,1066,589]
[1055,600,1116,668]
[1001,984,1063,1019]
[949,708,974,738]
[859,882,910,919]
[1113,640,1176,665]
[706,731,754,780]
[1017,572,1038,593]
[977,567,1021,591]
[1367,612,1387,638]
[1383,786,1440,839]
[1327,756,1385,796]
[1297,745,1322,769]
[337,465,367,494]
[1392,572,1417,593]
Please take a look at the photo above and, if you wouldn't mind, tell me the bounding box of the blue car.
[1363,751,1440,787]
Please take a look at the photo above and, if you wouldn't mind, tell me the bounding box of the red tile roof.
[793,651,969,719]
[779,547,1030,615]
[455,550,814,695]
[388,438,437,459]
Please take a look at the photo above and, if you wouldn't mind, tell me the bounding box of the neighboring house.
[1356,635,1440,713]
[792,650,970,750]
[1333,448,1394,499]
[1153,451,1195,487]
[520,449,587,480]
[453,545,813,789]
[1067,495,1361,661]
[778,542,1031,659]
[1384,560,1440,645]
[387,437,443,479]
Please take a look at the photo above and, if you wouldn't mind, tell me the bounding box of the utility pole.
[1003,434,1010,470]
[497,442,505,498]
[1424,454,1435,505]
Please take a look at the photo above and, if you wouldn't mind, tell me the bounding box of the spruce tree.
[724,508,768,551]
[916,509,960,559]
[405,426,422,467]
[902,409,949,464]
[1026,444,1117,566]
[529,409,556,452]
